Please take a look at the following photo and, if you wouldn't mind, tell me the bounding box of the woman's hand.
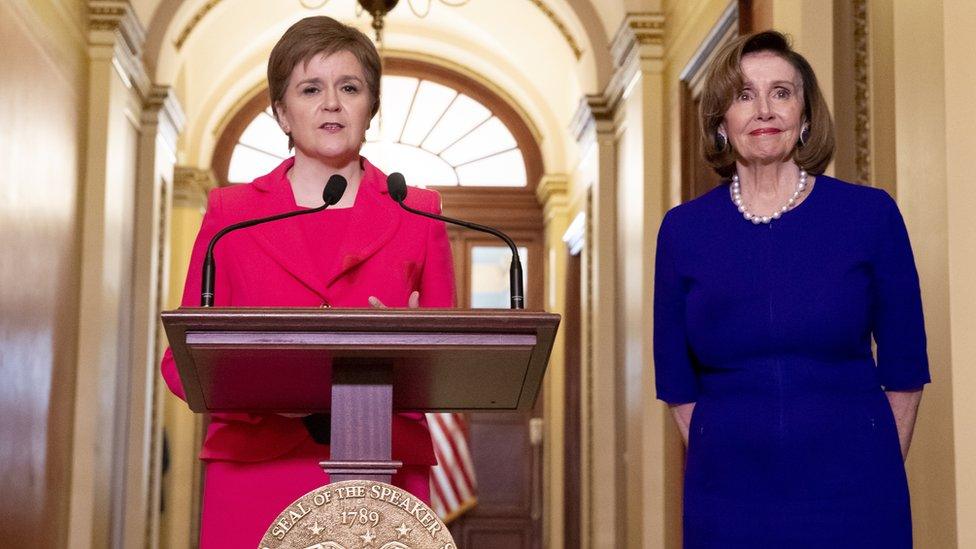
[368,291,420,309]
[886,388,923,461]
[669,402,696,447]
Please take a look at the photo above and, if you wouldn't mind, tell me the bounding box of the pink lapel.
[247,158,330,298]
[244,157,402,296]
[322,158,401,288]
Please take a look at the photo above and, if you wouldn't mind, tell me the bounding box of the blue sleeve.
[871,195,930,390]
[653,212,700,403]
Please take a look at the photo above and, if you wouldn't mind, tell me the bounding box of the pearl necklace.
[731,170,807,224]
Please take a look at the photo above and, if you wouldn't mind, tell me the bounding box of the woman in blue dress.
[654,31,929,547]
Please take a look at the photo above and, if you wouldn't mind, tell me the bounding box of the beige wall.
[944,1,976,545]
[770,0,835,113]
[889,1,959,546]
[0,0,86,545]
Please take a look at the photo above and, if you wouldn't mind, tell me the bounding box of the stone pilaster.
[571,10,668,548]
[135,84,184,549]
[173,166,217,210]
[88,0,149,98]
[68,3,153,547]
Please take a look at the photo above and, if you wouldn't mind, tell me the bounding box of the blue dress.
[653,175,929,548]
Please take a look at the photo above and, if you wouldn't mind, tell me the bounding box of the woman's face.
[721,51,805,167]
[275,49,373,165]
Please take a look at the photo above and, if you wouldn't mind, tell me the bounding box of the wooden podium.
[161,307,560,484]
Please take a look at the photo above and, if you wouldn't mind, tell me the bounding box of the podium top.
[161,307,560,413]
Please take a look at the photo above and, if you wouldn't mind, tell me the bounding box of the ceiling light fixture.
[299,0,471,42]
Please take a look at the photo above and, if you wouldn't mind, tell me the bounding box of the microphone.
[386,172,524,309]
[199,174,347,307]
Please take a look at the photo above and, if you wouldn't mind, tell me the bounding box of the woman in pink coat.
[160,16,455,547]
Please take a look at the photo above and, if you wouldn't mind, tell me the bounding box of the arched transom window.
[225,75,528,188]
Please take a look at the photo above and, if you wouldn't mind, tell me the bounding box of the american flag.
[426,412,478,522]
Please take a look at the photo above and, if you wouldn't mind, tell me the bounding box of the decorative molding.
[582,187,594,546]
[852,0,871,185]
[599,13,662,119]
[536,173,570,221]
[525,0,583,59]
[571,11,666,146]
[570,96,596,146]
[174,0,224,50]
[610,12,665,68]
[88,0,150,97]
[570,94,612,152]
[89,0,144,56]
[89,1,130,32]
[142,85,186,153]
[173,167,217,209]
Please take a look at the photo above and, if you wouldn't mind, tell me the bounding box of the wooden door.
[678,1,750,200]
[680,81,723,201]
[562,252,582,549]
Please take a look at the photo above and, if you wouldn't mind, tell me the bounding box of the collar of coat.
[242,156,403,297]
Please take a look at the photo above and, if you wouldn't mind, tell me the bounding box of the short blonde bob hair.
[699,30,835,177]
[267,16,381,149]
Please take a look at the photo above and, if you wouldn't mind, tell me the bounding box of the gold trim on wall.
[571,11,666,140]
[537,174,570,219]
[174,0,223,50]
[173,166,217,209]
[611,12,665,66]
[148,174,169,548]
[583,187,594,547]
[525,0,584,59]
[852,0,871,185]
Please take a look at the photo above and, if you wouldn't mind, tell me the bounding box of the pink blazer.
[161,157,455,465]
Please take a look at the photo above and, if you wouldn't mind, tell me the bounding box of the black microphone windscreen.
[323,175,347,205]
[387,172,408,203]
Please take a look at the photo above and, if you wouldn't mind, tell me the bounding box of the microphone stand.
[387,174,524,309]
[200,175,347,307]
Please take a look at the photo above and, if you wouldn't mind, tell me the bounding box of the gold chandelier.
[299,0,471,42]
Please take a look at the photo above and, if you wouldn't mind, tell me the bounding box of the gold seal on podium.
[259,480,457,549]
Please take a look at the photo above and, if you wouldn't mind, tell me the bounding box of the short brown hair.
[699,30,834,177]
[267,16,381,148]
